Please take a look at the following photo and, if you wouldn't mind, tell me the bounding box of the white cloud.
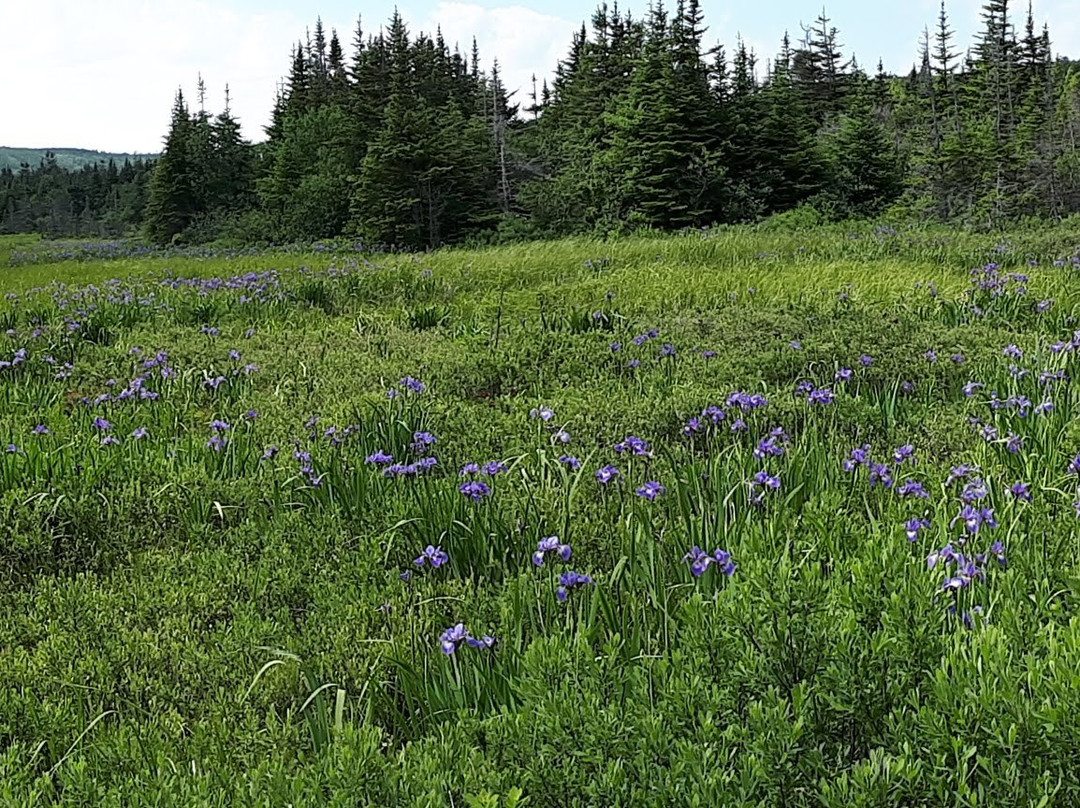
[420,2,577,109]
[0,0,304,152]
[0,1,576,152]
[2,0,1074,153]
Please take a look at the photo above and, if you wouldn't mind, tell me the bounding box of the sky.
[1,0,1076,154]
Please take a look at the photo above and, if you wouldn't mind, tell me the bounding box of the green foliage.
[0,153,153,238]
[144,87,258,245]
[0,226,1079,804]
[12,5,1080,247]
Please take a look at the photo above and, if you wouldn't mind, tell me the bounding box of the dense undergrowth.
[2,224,1080,805]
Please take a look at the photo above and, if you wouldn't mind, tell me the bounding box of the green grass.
[1,224,1080,805]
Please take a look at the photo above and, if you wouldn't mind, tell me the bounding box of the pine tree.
[145,90,197,243]
[825,78,903,216]
[210,86,255,213]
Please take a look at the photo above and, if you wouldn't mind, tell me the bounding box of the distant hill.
[0,147,157,172]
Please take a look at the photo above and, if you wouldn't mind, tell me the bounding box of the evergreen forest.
[6,0,1080,246]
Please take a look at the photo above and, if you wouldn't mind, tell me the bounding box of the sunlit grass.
[0,223,1079,804]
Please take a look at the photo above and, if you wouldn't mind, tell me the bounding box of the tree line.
[0,154,153,238]
[7,1,1080,246]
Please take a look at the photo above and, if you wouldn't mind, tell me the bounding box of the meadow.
[2,223,1080,806]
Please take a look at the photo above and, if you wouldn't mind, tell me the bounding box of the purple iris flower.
[754,437,785,459]
[1009,482,1032,502]
[530,405,555,422]
[1069,453,1080,476]
[459,481,491,502]
[533,536,572,567]
[440,623,469,655]
[683,546,736,577]
[748,471,781,505]
[556,571,594,601]
[869,463,894,489]
[990,540,1007,567]
[596,465,620,485]
[843,444,871,472]
[684,546,712,578]
[905,517,931,542]
[615,436,652,457]
[897,480,929,499]
[893,444,915,465]
[636,481,666,500]
[702,406,726,423]
[411,431,438,453]
[414,545,449,568]
[400,376,426,394]
[961,479,989,503]
[727,391,768,412]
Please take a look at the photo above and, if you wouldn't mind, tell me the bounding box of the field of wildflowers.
[2,224,1080,805]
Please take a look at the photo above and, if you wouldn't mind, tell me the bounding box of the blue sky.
[0,0,1075,153]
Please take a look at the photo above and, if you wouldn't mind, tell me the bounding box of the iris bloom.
[897,480,929,499]
[556,572,594,601]
[414,545,449,568]
[905,517,931,542]
[595,465,620,484]
[459,481,491,502]
[636,481,666,500]
[533,536,572,567]
[1009,482,1032,502]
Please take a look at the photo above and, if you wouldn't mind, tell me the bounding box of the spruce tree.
[145,90,197,243]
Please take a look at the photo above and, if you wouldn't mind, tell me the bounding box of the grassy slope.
[0,226,1079,805]
[0,147,156,172]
